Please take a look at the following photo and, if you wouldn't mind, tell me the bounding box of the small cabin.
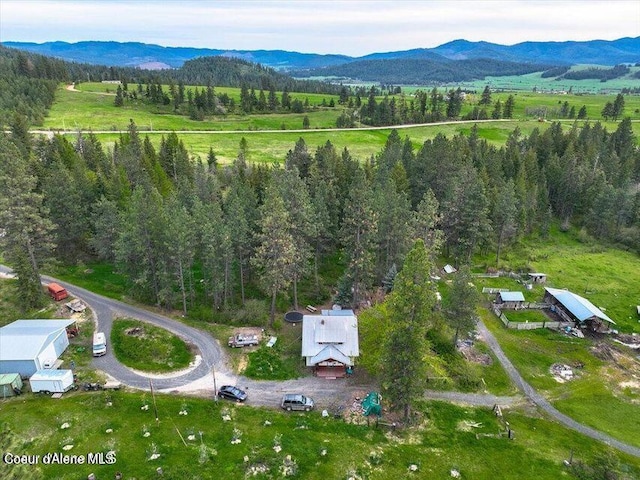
[495,291,526,309]
[528,273,547,284]
[47,283,68,301]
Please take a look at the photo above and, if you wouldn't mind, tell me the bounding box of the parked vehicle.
[47,283,68,301]
[93,332,107,357]
[30,369,75,394]
[228,334,259,348]
[217,385,248,402]
[281,394,314,411]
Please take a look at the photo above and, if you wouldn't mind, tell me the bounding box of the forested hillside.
[5,37,639,69]
[295,57,552,84]
[1,116,638,319]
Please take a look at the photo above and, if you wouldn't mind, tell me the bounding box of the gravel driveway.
[2,265,638,458]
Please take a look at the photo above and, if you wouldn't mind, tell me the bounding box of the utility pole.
[212,368,218,402]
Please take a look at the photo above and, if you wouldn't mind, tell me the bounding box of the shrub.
[232,299,269,327]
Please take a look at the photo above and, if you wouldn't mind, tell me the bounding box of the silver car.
[280,394,314,411]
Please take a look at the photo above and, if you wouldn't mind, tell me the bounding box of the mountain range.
[4,37,639,71]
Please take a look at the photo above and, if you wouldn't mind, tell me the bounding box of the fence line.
[493,305,562,330]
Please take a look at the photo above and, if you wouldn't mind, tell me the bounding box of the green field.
[482,311,640,449]
[469,226,640,448]
[1,392,638,480]
[397,65,640,95]
[38,82,640,163]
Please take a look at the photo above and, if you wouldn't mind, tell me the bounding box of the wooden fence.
[493,306,563,330]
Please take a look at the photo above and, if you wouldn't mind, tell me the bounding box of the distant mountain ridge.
[3,37,639,71]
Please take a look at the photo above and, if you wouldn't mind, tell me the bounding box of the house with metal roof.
[0,319,75,377]
[543,287,615,331]
[301,309,359,379]
[495,291,526,309]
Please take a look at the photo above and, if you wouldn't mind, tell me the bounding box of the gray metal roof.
[0,319,75,361]
[308,345,352,366]
[545,288,615,324]
[301,313,359,365]
[498,291,525,302]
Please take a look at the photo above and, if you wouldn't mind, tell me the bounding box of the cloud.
[1,0,638,56]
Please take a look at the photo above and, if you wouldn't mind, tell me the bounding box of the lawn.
[1,392,638,480]
[110,318,194,373]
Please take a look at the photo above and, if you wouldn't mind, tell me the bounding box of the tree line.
[296,57,552,84]
[1,115,639,320]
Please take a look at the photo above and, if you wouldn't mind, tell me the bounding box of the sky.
[1,0,639,57]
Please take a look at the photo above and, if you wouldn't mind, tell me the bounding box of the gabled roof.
[0,319,74,361]
[544,288,615,324]
[498,291,525,302]
[308,345,352,366]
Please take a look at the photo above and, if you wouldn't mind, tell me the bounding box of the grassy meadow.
[38,81,640,163]
[1,392,639,480]
[471,226,640,448]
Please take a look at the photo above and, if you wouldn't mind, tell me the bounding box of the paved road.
[2,265,638,457]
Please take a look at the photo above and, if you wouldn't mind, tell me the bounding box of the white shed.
[0,319,75,377]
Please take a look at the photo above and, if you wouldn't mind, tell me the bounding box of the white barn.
[0,319,75,377]
[301,309,359,379]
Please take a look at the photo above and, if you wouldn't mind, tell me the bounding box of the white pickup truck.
[228,334,259,348]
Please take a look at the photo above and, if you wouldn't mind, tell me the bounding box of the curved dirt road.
[1,265,638,457]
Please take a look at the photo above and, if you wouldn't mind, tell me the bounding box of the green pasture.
[110,318,193,373]
[56,121,559,163]
[43,85,342,132]
[1,392,638,480]
[481,310,640,449]
[474,226,640,333]
[400,65,640,94]
[74,82,341,107]
[501,309,550,324]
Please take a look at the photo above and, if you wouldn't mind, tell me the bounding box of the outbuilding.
[0,373,23,398]
[528,273,547,284]
[301,309,359,379]
[495,291,526,309]
[544,287,615,331]
[0,319,75,377]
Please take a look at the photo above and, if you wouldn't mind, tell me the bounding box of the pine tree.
[444,265,480,346]
[251,183,296,326]
[381,240,436,421]
[114,84,124,107]
[0,136,55,309]
[492,179,519,265]
[479,85,492,106]
[340,168,378,307]
[503,95,515,118]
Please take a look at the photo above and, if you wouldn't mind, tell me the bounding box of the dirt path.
[1,264,638,457]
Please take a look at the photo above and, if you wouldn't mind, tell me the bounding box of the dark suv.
[280,394,314,411]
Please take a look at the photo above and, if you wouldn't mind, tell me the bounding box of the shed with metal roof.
[543,287,614,330]
[495,291,526,309]
[0,319,75,377]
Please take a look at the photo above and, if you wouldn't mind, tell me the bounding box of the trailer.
[29,369,75,394]
[47,283,68,301]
